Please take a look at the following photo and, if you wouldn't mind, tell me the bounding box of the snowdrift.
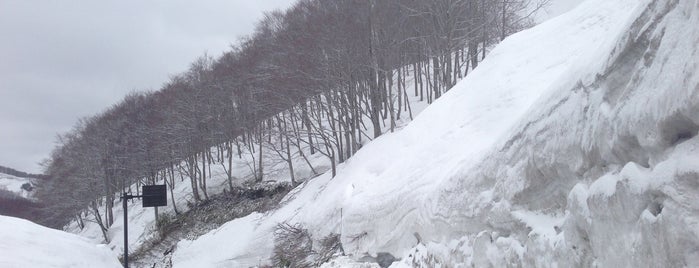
[172,0,699,266]
[0,215,122,268]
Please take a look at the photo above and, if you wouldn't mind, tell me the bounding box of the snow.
[172,213,265,268]
[535,0,585,23]
[169,0,699,266]
[66,158,257,258]
[0,172,36,199]
[588,173,618,197]
[63,0,699,266]
[511,210,565,242]
[0,215,121,268]
[65,79,432,264]
[320,256,380,268]
[66,20,435,266]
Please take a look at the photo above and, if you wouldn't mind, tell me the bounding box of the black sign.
[142,185,167,207]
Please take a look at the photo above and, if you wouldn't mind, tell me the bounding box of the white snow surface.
[534,0,585,23]
[0,215,121,268]
[0,172,36,199]
[171,213,264,267]
[172,0,699,266]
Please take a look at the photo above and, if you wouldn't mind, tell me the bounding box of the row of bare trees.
[35,0,544,238]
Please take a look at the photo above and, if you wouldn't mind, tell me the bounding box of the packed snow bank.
[534,0,585,23]
[0,215,121,268]
[171,213,264,267]
[172,0,699,266]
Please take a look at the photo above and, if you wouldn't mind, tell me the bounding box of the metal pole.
[122,193,129,268]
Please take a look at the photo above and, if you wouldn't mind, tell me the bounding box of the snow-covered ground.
[167,0,699,266]
[0,172,36,200]
[0,215,121,268]
[65,62,432,264]
[60,0,699,266]
[534,0,585,23]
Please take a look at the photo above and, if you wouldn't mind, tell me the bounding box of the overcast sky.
[0,0,296,173]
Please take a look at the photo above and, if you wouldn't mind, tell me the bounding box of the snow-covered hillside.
[0,215,121,268]
[535,0,584,22]
[0,172,36,200]
[169,0,699,266]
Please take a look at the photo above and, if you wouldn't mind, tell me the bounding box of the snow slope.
[534,0,585,23]
[65,40,431,264]
[0,172,36,200]
[171,0,699,266]
[64,85,430,263]
[0,215,121,268]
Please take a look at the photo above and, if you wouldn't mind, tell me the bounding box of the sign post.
[122,193,128,267]
[121,185,167,268]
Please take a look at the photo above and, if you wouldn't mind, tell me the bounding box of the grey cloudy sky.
[0,0,296,173]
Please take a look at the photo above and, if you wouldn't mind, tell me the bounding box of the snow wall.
[173,0,699,266]
[0,215,122,268]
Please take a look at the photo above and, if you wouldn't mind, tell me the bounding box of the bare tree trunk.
[285,130,295,184]
[469,40,479,70]
[91,201,110,243]
[185,159,200,203]
[413,63,419,97]
[200,152,209,199]
[432,57,441,99]
[445,53,453,89]
[105,193,113,227]
[369,0,382,138]
[425,59,432,103]
[236,138,242,158]
[501,0,508,41]
[257,127,264,182]
[227,141,234,190]
[103,168,114,227]
[302,102,315,155]
[76,214,85,230]
[168,164,179,214]
[290,107,318,175]
[388,69,395,132]
[455,49,462,80]
[397,67,402,120]
[404,79,413,120]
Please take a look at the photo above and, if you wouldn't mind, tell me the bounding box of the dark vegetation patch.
[272,223,315,268]
[270,223,343,268]
[0,189,44,222]
[0,165,50,180]
[128,182,293,267]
